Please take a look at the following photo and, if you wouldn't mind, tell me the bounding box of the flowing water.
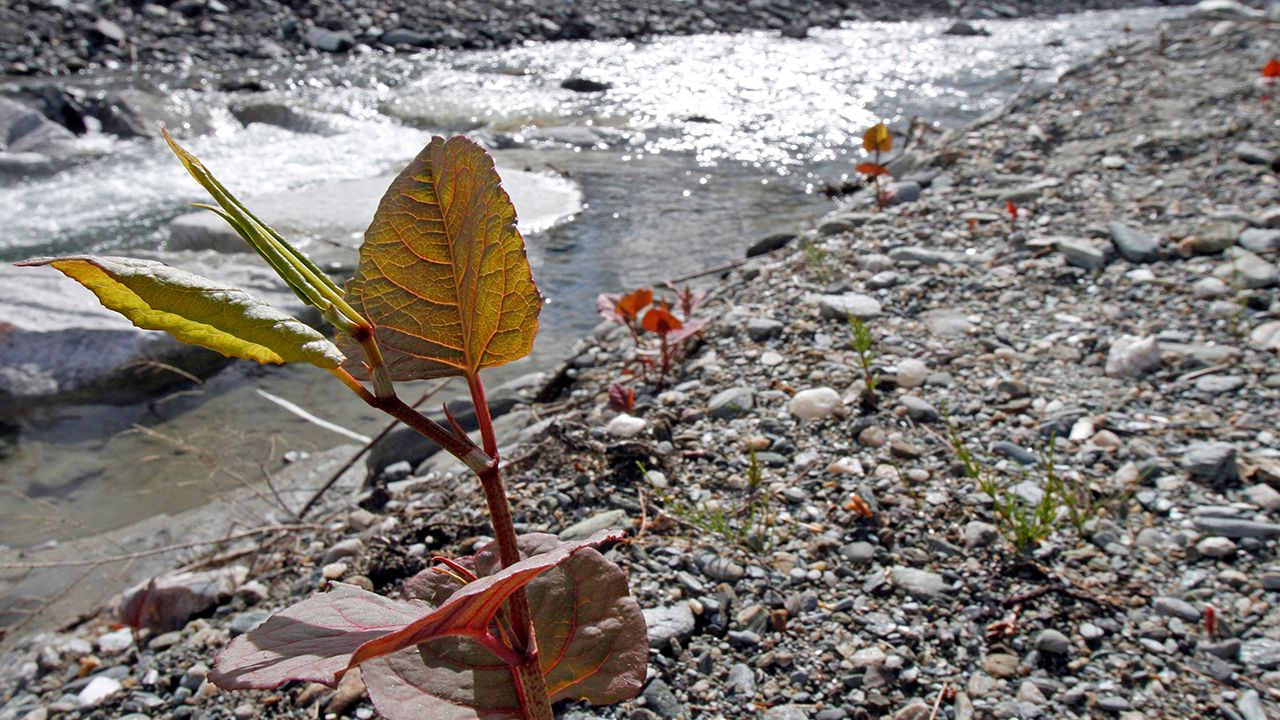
[0,9,1183,549]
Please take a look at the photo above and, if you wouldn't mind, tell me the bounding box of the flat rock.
[558,509,629,541]
[642,603,695,650]
[888,566,947,598]
[921,309,973,336]
[1251,321,1280,352]
[1192,517,1280,538]
[1214,247,1280,289]
[1239,228,1280,253]
[809,292,882,320]
[115,565,248,633]
[1240,639,1280,669]
[708,386,754,419]
[1105,334,1161,378]
[1109,222,1160,263]
[1056,237,1113,270]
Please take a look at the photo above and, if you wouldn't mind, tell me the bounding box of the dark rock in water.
[0,96,76,154]
[94,90,213,139]
[229,101,338,135]
[217,78,269,93]
[560,77,612,93]
[1108,222,1160,263]
[746,232,796,257]
[25,84,88,134]
[781,22,809,39]
[306,27,355,53]
[944,21,990,36]
[380,28,434,47]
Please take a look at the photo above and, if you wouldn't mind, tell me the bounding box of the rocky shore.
[3,3,1280,720]
[1,0,1195,78]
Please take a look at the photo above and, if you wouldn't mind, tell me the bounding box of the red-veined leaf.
[641,307,683,335]
[614,289,653,322]
[207,530,624,692]
[1263,58,1280,79]
[856,163,890,178]
[862,123,892,153]
[341,136,543,381]
[608,383,636,412]
[372,533,647,719]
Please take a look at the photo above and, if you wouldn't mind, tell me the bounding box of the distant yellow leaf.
[18,256,343,368]
[342,136,543,380]
[863,123,892,153]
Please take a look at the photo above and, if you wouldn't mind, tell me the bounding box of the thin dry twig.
[928,683,950,720]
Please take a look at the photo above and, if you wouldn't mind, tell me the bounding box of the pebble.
[888,566,947,598]
[1105,334,1161,378]
[1181,442,1238,485]
[899,395,939,423]
[746,317,784,341]
[963,521,999,548]
[1108,222,1160,263]
[321,562,349,580]
[558,509,629,540]
[1195,536,1237,558]
[1193,517,1280,538]
[95,627,133,654]
[788,387,842,420]
[1153,596,1199,622]
[1035,628,1071,654]
[708,386,755,419]
[1240,639,1280,669]
[982,653,1020,679]
[812,292,882,320]
[895,359,928,388]
[77,676,122,708]
[642,603,696,650]
[605,413,647,437]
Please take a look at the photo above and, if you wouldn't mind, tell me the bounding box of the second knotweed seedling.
[21,133,648,720]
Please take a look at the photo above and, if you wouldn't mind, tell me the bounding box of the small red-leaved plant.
[20,133,648,720]
[1262,58,1280,103]
[860,122,893,210]
[597,285,706,390]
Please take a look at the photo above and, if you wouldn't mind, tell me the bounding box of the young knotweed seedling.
[859,122,893,211]
[847,315,879,410]
[598,285,706,391]
[19,132,647,720]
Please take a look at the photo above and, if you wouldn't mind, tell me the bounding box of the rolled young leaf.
[17,256,343,368]
[341,135,543,381]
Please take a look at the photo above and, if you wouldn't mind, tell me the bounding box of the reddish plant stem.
[467,371,553,720]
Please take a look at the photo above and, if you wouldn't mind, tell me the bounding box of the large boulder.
[0,252,309,412]
[93,90,213,139]
[0,96,76,154]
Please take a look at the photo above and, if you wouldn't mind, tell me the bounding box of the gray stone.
[115,565,248,633]
[810,292,882,320]
[1252,321,1280,352]
[727,662,757,697]
[888,566,947,598]
[1109,222,1160,263]
[379,28,434,47]
[227,609,271,636]
[963,521,999,548]
[900,395,939,423]
[1097,695,1130,712]
[866,270,901,289]
[841,541,877,563]
[1237,690,1266,720]
[1194,375,1245,393]
[746,232,795,257]
[1239,228,1280,253]
[764,706,809,720]
[1181,442,1238,485]
[1195,536,1237,558]
[560,77,612,93]
[1035,628,1071,654]
[746,317,784,341]
[944,21,989,36]
[97,89,213,139]
[884,180,921,205]
[1215,247,1280,289]
[1056,237,1113,270]
[0,96,76,154]
[1244,483,1280,512]
[1193,517,1280,538]
[992,440,1038,466]
[888,246,963,265]
[1105,334,1162,378]
[1241,639,1280,669]
[1153,596,1200,622]
[696,552,745,582]
[708,386,755,420]
[921,309,972,336]
[558,509,629,541]
[229,101,340,135]
[305,27,355,52]
[1235,142,1277,166]
[322,538,364,564]
[640,678,686,719]
[92,17,127,44]
[642,603,695,650]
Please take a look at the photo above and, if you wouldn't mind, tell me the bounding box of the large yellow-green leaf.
[341,136,543,381]
[18,256,344,368]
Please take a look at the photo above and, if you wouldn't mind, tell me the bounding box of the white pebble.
[896,358,928,388]
[96,627,133,655]
[605,413,647,437]
[788,387,843,420]
[322,562,349,580]
[78,676,122,708]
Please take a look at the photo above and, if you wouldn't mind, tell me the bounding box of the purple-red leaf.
[372,533,647,719]
[208,584,429,689]
[641,306,682,335]
[207,530,630,700]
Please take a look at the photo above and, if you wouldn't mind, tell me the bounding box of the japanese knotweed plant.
[596,285,706,391]
[19,133,647,720]
[858,122,893,211]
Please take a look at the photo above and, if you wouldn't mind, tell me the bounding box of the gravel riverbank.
[1,0,1195,77]
[2,4,1280,720]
